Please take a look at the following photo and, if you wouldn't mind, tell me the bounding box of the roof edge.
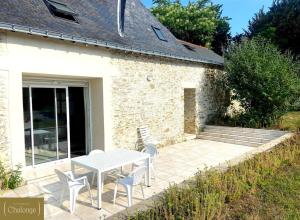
[0,22,223,66]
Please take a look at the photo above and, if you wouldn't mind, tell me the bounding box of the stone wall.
[184,88,196,134]
[110,52,225,149]
[0,70,10,167]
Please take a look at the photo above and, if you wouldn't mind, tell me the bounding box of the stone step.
[202,129,284,140]
[205,125,287,132]
[205,125,286,136]
[199,125,288,147]
[204,131,284,138]
[198,134,261,147]
[199,131,271,143]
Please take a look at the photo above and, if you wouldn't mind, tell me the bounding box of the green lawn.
[130,135,300,220]
[277,111,300,132]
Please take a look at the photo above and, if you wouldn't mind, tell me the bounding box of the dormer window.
[151,26,167,42]
[183,44,195,52]
[44,0,78,22]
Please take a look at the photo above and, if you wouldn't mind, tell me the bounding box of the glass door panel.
[32,88,57,165]
[56,88,68,159]
[69,87,86,158]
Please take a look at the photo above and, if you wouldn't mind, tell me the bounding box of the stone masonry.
[110,52,226,149]
[0,70,10,167]
[0,32,10,167]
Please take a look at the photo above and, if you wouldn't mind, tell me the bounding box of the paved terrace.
[1,133,292,220]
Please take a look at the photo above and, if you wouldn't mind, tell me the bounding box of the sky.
[142,0,274,35]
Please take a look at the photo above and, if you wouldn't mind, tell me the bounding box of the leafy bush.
[129,135,300,219]
[0,161,23,190]
[224,37,300,127]
[292,97,300,111]
[7,165,23,189]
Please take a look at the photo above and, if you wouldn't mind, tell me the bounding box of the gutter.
[0,22,223,66]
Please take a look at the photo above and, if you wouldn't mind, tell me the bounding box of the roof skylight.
[151,26,167,42]
[44,0,78,22]
[183,44,196,52]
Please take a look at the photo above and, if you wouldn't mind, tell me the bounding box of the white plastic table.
[71,149,151,209]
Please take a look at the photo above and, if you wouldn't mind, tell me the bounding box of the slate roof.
[0,0,224,65]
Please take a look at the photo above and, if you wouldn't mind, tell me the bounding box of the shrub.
[0,161,23,190]
[291,97,300,111]
[7,165,23,189]
[224,37,300,127]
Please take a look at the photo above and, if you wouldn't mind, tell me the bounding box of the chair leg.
[86,181,93,205]
[69,190,74,214]
[140,184,145,199]
[72,191,77,214]
[126,186,132,207]
[59,189,65,205]
[113,183,118,205]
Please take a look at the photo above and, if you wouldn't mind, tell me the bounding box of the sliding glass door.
[69,87,86,158]
[56,88,68,160]
[32,88,58,164]
[23,87,68,165]
[23,85,88,166]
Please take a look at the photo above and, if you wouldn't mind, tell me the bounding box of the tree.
[225,38,300,127]
[211,9,231,55]
[246,0,300,56]
[151,0,230,55]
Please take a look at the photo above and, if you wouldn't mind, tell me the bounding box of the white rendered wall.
[0,31,118,167]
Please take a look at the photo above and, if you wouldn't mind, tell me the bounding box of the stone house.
[0,0,224,173]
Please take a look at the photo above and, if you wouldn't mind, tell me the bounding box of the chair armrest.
[73,176,89,185]
[65,171,75,181]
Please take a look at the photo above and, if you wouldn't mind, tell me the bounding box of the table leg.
[146,157,151,187]
[97,170,102,209]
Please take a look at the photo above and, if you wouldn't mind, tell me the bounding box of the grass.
[276,111,300,132]
[225,153,300,219]
[129,135,300,220]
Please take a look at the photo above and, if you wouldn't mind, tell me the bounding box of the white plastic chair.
[113,165,146,207]
[133,143,158,180]
[138,126,159,145]
[55,169,92,214]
